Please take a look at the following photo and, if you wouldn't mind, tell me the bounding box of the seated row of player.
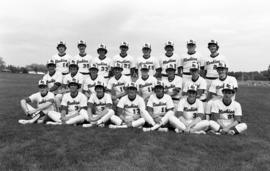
[19,75,247,135]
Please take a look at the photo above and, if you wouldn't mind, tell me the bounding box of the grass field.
[0,72,270,171]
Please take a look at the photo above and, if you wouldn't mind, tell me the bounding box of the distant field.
[0,72,270,171]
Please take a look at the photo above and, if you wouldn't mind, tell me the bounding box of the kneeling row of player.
[19,79,247,135]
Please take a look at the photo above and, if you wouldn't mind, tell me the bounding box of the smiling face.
[187,44,196,53]
[69,65,78,75]
[39,85,48,95]
[165,46,174,55]
[222,89,234,101]
[217,67,228,79]
[69,83,79,93]
[89,68,98,78]
[78,45,86,54]
[142,48,151,57]
[95,86,105,98]
[190,68,199,78]
[141,69,149,79]
[47,64,56,74]
[187,90,197,102]
[208,44,218,53]
[57,46,66,53]
[113,67,122,77]
[166,68,175,78]
[155,86,164,98]
[97,49,107,57]
[120,46,128,55]
[127,87,137,99]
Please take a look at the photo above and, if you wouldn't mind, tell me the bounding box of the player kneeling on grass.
[19,80,55,124]
[175,84,209,134]
[47,78,88,125]
[208,83,247,135]
[82,82,122,128]
[113,82,156,128]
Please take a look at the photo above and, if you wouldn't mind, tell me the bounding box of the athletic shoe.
[82,123,94,128]
[158,128,168,132]
[46,121,62,125]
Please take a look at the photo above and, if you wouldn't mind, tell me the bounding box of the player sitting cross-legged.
[19,80,55,124]
[111,82,156,128]
[175,84,209,134]
[82,82,122,128]
[46,78,88,125]
[208,83,247,135]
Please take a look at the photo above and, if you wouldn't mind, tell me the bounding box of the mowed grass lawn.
[0,72,270,171]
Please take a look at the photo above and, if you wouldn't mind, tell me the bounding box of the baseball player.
[136,43,160,78]
[111,42,136,77]
[47,78,88,125]
[202,40,228,90]
[205,61,238,118]
[208,83,247,135]
[135,64,157,103]
[175,84,209,134]
[91,44,112,83]
[182,62,207,101]
[73,40,92,75]
[51,41,72,75]
[82,63,105,98]
[116,82,156,128]
[107,63,131,106]
[82,82,122,128]
[19,80,55,124]
[180,40,204,86]
[162,64,183,108]
[159,41,181,77]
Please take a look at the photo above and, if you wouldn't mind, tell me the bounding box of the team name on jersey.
[47,79,56,83]
[139,83,153,88]
[87,83,96,88]
[124,104,139,108]
[96,62,108,66]
[67,101,80,105]
[116,60,130,63]
[77,59,89,63]
[166,84,176,89]
[38,99,51,105]
[183,107,197,112]
[218,109,235,114]
[206,60,221,65]
[163,59,176,64]
[55,59,68,63]
[216,83,226,90]
[96,103,107,106]
[113,82,125,87]
[153,102,167,107]
[183,57,197,62]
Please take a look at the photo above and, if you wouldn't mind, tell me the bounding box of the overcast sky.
[0,0,269,71]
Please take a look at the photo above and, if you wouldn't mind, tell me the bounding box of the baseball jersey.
[211,99,242,126]
[136,56,160,76]
[51,53,72,74]
[73,54,92,74]
[88,93,112,114]
[162,76,183,100]
[117,95,146,120]
[42,71,63,89]
[61,92,87,114]
[63,72,84,85]
[83,75,106,95]
[177,97,204,120]
[91,56,111,78]
[29,92,55,114]
[209,76,238,98]
[111,54,136,75]
[107,75,131,97]
[147,94,174,117]
[160,54,181,75]
[183,76,207,93]
[204,54,228,78]
[136,76,157,99]
[180,52,203,74]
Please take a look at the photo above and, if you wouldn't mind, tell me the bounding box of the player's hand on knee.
[154,117,162,124]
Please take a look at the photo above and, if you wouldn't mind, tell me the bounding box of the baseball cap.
[57,41,66,48]
[187,40,196,45]
[216,61,228,69]
[187,84,198,92]
[125,82,138,89]
[77,40,87,47]
[165,41,174,48]
[222,83,235,92]
[142,43,151,50]
[190,62,199,70]
[38,80,48,87]
[120,42,129,48]
[97,43,108,54]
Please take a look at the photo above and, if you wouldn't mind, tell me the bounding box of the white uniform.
[91,56,111,80]
[42,71,63,91]
[63,72,84,85]
[147,94,174,117]
[159,54,181,75]
[51,53,72,74]
[162,76,182,106]
[209,76,238,99]
[183,76,207,93]
[180,52,203,74]
[88,93,112,114]
[28,92,55,114]
[204,54,228,78]
[73,54,92,74]
[111,54,136,76]
[136,56,160,77]
[61,92,87,114]
[107,75,131,98]
[83,75,106,95]
[136,76,157,99]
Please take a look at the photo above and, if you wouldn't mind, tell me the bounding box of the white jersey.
[211,99,242,126]
[117,95,146,120]
[29,92,55,114]
[209,76,238,98]
[88,93,112,114]
[42,71,63,90]
[51,53,72,74]
[147,94,174,117]
[136,56,160,76]
[180,52,203,74]
[183,76,207,93]
[136,76,157,99]
[83,75,106,95]
[111,54,136,75]
[204,54,228,78]
[107,75,131,97]
[91,56,111,78]
[177,97,204,120]
[63,72,84,85]
[61,92,87,114]
[162,76,182,100]
[159,53,181,75]
[73,54,92,74]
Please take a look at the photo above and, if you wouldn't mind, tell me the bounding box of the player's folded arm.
[146,106,154,117]
[50,82,61,92]
[166,107,174,112]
